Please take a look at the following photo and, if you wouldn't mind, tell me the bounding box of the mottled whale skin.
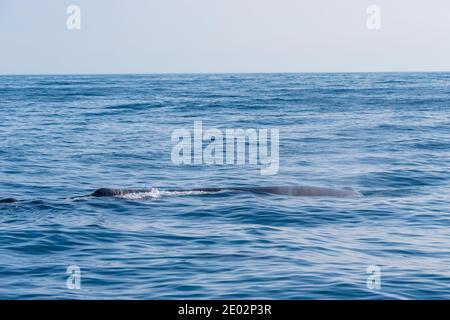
[92,188,152,197]
[91,186,362,198]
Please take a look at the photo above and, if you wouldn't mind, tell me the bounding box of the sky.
[0,0,449,74]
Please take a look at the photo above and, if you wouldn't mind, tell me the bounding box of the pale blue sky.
[0,0,449,74]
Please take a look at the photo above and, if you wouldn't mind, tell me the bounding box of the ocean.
[0,73,449,299]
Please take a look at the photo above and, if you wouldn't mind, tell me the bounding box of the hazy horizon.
[2,71,450,77]
[1,0,450,75]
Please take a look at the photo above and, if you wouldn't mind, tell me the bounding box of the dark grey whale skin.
[91,186,363,198]
[0,198,17,204]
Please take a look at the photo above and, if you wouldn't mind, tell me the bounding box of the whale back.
[224,186,362,197]
[91,188,152,197]
[91,186,362,198]
[237,186,362,197]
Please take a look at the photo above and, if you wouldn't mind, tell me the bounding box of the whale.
[0,186,362,205]
[91,186,363,198]
[0,198,17,204]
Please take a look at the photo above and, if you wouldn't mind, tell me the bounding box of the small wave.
[106,102,152,110]
[37,81,92,86]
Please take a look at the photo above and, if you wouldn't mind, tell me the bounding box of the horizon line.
[1,70,450,77]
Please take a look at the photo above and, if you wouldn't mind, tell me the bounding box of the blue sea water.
[0,73,450,299]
